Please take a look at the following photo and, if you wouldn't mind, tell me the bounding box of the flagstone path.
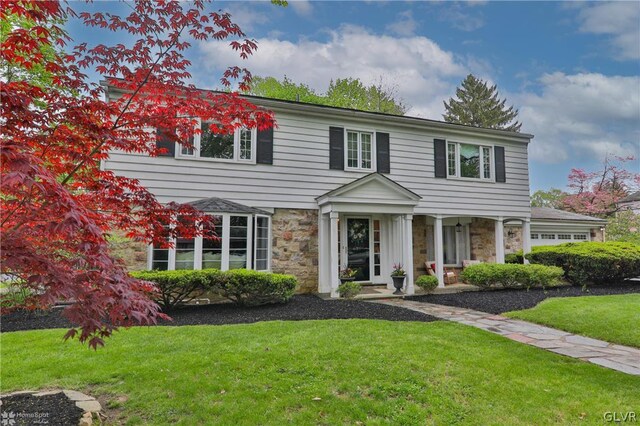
[374,299,640,376]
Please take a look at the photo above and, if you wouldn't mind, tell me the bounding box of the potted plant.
[390,263,406,294]
[339,268,358,284]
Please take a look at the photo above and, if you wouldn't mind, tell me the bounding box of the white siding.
[104,104,532,218]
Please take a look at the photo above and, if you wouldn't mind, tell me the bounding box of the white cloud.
[199,25,467,118]
[517,72,640,163]
[576,2,640,60]
[224,3,270,32]
[386,10,418,36]
[290,0,313,17]
[439,3,485,32]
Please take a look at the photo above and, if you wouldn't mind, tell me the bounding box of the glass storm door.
[346,218,371,281]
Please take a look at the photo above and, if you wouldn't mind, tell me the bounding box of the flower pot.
[340,277,356,284]
[391,275,405,294]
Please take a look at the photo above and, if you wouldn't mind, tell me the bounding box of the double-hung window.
[178,118,255,162]
[346,130,373,171]
[447,142,493,180]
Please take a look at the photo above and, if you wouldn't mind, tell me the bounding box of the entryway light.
[456,219,462,233]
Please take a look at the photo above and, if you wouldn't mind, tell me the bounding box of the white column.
[434,215,445,288]
[194,236,203,269]
[329,212,340,298]
[495,217,505,264]
[522,218,531,264]
[318,213,329,292]
[404,214,414,295]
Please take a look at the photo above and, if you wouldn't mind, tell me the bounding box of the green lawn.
[2,320,639,425]
[504,294,640,348]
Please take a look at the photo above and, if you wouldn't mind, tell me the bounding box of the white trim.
[495,217,505,264]
[434,215,445,288]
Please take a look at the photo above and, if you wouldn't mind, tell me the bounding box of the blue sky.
[66,1,640,192]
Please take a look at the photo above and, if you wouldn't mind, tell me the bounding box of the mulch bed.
[0,295,438,333]
[408,281,640,314]
[0,392,84,426]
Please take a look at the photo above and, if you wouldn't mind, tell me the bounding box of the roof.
[316,172,421,202]
[103,80,534,141]
[187,197,271,215]
[618,191,640,203]
[531,207,606,223]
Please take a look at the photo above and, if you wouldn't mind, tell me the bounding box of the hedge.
[415,275,438,292]
[505,250,524,264]
[460,263,564,290]
[131,269,297,310]
[215,269,297,306]
[524,241,640,285]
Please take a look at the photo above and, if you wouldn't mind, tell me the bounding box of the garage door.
[530,232,589,246]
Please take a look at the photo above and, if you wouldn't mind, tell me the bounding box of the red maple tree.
[1,0,275,348]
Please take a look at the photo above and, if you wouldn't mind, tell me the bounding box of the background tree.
[1,0,274,347]
[606,210,640,245]
[248,75,409,115]
[562,156,640,217]
[530,188,568,209]
[443,74,521,132]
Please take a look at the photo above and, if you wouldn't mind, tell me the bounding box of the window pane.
[200,122,234,159]
[447,143,456,176]
[361,133,372,169]
[443,226,457,265]
[229,216,248,269]
[239,129,252,160]
[347,131,358,168]
[152,223,170,270]
[459,144,480,178]
[175,237,195,270]
[482,146,491,179]
[202,215,223,269]
[181,134,195,156]
[254,216,269,270]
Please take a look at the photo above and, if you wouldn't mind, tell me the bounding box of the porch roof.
[316,173,421,214]
[187,197,271,215]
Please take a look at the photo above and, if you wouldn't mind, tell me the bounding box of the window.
[177,119,255,162]
[254,216,270,271]
[149,214,270,271]
[442,225,468,266]
[346,130,374,171]
[557,234,572,240]
[530,233,539,240]
[373,219,381,276]
[446,142,492,180]
[573,234,588,240]
[540,234,556,239]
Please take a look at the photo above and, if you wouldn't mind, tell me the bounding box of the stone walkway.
[374,299,640,376]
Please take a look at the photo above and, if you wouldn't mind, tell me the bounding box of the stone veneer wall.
[271,209,318,293]
[469,218,496,262]
[109,230,148,271]
[591,227,605,242]
[412,216,429,278]
[504,225,523,254]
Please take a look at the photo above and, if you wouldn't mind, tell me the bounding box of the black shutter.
[494,146,506,183]
[156,127,175,157]
[329,126,344,170]
[256,127,274,164]
[434,138,447,178]
[376,132,390,174]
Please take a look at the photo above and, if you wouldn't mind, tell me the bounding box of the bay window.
[447,142,493,180]
[149,213,270,271]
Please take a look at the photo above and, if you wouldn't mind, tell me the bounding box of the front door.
[346,218,371,281]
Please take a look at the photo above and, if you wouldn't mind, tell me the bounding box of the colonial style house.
[104,84,603,297]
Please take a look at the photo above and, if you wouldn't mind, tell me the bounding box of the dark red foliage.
[1,0,274,348]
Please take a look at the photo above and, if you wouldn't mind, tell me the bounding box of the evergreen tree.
[443,74,522,132]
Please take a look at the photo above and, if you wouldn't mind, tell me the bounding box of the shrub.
[505,250,524,264]
[337,281,361,299]
[415,275,438,293]
[525,242,640,285]
[214,269,297,306]
[460,263,564,290]
[131,269,220,311]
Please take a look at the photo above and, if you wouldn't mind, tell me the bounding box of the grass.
[504,294,640,348]
[2,320,639,425]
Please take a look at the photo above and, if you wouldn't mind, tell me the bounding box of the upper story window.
[346,130,373,171]
[447,142,493,180]
[178,119,256,163]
